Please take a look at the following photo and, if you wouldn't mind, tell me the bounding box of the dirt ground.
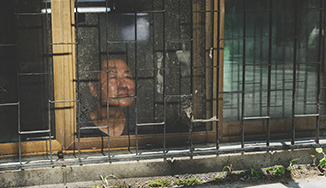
[94,163,326,187]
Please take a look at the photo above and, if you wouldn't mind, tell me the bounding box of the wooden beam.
[217,0,225,139]
[51,0,76,149]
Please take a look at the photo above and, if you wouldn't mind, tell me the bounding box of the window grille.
[0,0,325,170]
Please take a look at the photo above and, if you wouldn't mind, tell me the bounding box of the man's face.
[98,59,135,107]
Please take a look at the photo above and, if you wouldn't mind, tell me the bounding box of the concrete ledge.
[0,148,317,187]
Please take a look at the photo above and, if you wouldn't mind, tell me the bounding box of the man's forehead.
[101,59,129,70]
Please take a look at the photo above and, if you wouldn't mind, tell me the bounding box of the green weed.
[148,179,172,187]
[175,177,202,186]
[315,148,326,167]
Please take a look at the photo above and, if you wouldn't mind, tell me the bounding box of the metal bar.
[240,0,247,148]
[136,122,165,127]
[75,0,81,162]
[107,96,136,100]
[191,118,219,123]
[80,125,110,130]
[220,91,243,94]
[134,0,139,156]
[245,63,268,66]
[297,62,321,65]
[104,0,110,160]
[50,42,78,45]
[291,1,298,145]
[162,0,167,158]
[18,102,22,167]
[49,99,78,103]
[137,10,165,13]
[243,116,270,121]
[19,130,50,135]
[316,0,324,144]
[4,141,326,170]
[294,114,319,118]
[267,0,273,146]
[107,40,137,44]
[48,99,52,163]
[0,102,19,107]
[0,44,16,47]
[18,73,48,76]
[15,13,45,16]
[166,40,192,43]
[270,88,293,92]
[192,65,219,69]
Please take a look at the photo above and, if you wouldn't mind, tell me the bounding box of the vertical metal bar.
[316,0,323,144]
[135,0,139,156]
[74,0,81,162]
[162,0,167,156]
[291,1,298,145]
[105,0,111,159]
[48,101,52,162]
[216,0,220,150]
[18,102,22,166]
[241,0,247,148]
[266,0,273,146]
[190,0,194,154]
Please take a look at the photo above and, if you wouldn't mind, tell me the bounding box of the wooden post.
[51,0,76,149]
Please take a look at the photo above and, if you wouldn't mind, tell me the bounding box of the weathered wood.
[51,0,76,149]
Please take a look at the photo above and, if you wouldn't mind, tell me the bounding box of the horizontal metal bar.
[165,94,192,98]
[166,40,192,43]
[80,126,108,130]
[270,88,293,92]
[137,10,165,13]
[137,122,165,127]
[193,10,220,13]
[245,63,269,66]
[50,43,78,45]
[0,44,16,47]
[18,73,48,76]
[0,102,19,107]
[107,40,136,44]
[297,62,321,65]
[243,116,270,121]
[5,141,325,171]
[220,91,243,94]
[192,117,218,123]
[15,12,44,16]
[193,65,219,69]
[108,96,136,100]
[79,70,107,74]
[19,130,50,135]
[294,114,319,118]
[49,99,78,103]
[137,67,165,71]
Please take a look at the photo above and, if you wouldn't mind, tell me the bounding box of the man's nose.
[117,78,127,88]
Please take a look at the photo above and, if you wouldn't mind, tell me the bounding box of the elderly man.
[88,59,135,136]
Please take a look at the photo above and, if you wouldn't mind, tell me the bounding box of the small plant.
[248,168,264,179]
[148,179,172,187]
[91,174,128,188]
[214,163,233,183]
[315,148,326,167]
[286,158,301,173]
[175,177,202,186]
[267,165,285,176]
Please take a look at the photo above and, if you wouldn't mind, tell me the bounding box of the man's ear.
[88,82,98,97]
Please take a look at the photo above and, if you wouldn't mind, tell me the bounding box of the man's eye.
[109,76,117,79]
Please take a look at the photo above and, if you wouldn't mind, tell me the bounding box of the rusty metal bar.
[240,0,247,148]
[316,0,324,144]
[291,1,298,145]
[267,0,273,146]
